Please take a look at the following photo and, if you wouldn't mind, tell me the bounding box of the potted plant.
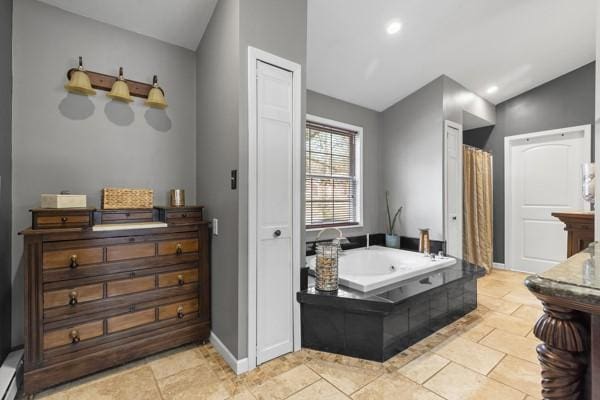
[385,191,402,248]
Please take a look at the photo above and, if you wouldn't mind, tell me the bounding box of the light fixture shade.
[145,75,168,109]
[107,67,133,102]
[64,56,96,96]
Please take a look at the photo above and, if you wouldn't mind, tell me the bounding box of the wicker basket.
[102,188,153,209]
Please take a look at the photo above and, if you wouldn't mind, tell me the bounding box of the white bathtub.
[307,245,457,292]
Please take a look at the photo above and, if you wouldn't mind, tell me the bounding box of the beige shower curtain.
[463,145,493,273]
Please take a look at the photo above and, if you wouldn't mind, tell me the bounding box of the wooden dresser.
[21,207,209,395]
[552,211,595,257]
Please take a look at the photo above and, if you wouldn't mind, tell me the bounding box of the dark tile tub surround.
[306,233,445,256]
[297,258,484,362]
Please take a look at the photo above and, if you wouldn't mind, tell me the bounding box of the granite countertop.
[525,242,600,306]
[297,257,485,313]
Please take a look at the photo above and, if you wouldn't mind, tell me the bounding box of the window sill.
[306,224,364,232]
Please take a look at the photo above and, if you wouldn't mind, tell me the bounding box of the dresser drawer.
[44,283,104,309]
[158,298,199,321]
[158,268,198,288]
[100,210,155,224]
[106,243,156,262]
[166,211,203,225]
[43,247,104,270]
[107,275,156,297]
[44,320,104,350]
[158,239,198,256]
[33,209,93,230]
[107,308,156,334]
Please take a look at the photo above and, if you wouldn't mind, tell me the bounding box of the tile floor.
[28,269,543,400]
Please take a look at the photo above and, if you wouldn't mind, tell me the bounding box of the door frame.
[504,124,591,270]
[247,47,302,372]
[443,120,463,257]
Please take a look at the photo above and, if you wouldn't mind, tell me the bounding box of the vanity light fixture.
[64,56,96,96]
[107,67,134,102]
[486,85,499,94]
[145,75,168,109]
[386,20,402,35]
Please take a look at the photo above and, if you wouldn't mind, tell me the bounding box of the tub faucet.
[316,227,349,252]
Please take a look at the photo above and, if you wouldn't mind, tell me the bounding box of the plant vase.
[385,234,400,249]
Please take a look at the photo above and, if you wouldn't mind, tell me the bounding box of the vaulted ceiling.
[308,0,596,110]
[36,0,218,50]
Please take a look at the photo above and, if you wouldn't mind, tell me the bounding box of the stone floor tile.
[424,363,526,400]
[489,355,542,398]
[434,336,505,375]
[305,359,381,395]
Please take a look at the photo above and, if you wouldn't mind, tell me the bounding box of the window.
[305,116,362,229]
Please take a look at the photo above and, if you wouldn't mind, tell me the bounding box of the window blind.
[305,121,358,228]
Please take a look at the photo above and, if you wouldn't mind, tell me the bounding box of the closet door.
[255,60,294,364]
[444,120,463,257]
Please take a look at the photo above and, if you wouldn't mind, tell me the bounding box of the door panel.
[445,121,463,258]
[256,61,294,365]
[509,129,588,273]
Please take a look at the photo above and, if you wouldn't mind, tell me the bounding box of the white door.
[507,126,590,273]
[445,121,463,257]
[255,60,294,364]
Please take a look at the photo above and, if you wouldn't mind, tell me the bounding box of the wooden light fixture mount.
[66,68,165,99]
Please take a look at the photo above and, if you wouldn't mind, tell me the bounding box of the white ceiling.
[308,0,596,111]
[37,0,218,50]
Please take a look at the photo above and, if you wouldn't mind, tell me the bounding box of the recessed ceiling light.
[386,21,402,35]
[486,85,499,94]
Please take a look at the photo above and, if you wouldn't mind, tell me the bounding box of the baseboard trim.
[209,332,249,375]
[493,262,506,270]
[1,350,23,400]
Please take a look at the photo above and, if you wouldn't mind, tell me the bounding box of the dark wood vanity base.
[526,244,600,400]
[21,212,210,395]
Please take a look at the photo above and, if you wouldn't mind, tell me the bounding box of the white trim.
[493,262,507,270]
[209,332,249,374]
[247,47,302,372]
[0,349,23,400]
[504,124,592,271]
[306,114,364,230]
[443,120,463,257]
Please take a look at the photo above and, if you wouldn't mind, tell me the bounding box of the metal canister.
[419,228,431,254]
[170,189,185,207]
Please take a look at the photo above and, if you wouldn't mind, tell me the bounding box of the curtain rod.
[463,144,493,155]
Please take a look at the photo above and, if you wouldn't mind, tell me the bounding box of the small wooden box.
[41,194,87,209]
[156,206,204,225]
[31,208,95,230]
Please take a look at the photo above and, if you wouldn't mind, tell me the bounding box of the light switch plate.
[212,218,219,236]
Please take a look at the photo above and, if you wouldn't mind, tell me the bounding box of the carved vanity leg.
[533,302,588,400]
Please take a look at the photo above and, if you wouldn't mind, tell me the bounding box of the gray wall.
[196,0,307,359]
[0,0,12,361]
[443,76,496,126]
[195,0,241,358]
[382,78,445,239]
[465,62,595,264]
[11,0,197,345]
[237,0,307,359]
[306,90,383,240]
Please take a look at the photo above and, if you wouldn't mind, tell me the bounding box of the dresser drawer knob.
[61,217,68,223]
[69,255,79,269]
[177,306,184,319]
[68,291,78,306]
[182,213,187,218]
[69,329,80,344]
[177,274,185,286]
[176,243,183,255]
